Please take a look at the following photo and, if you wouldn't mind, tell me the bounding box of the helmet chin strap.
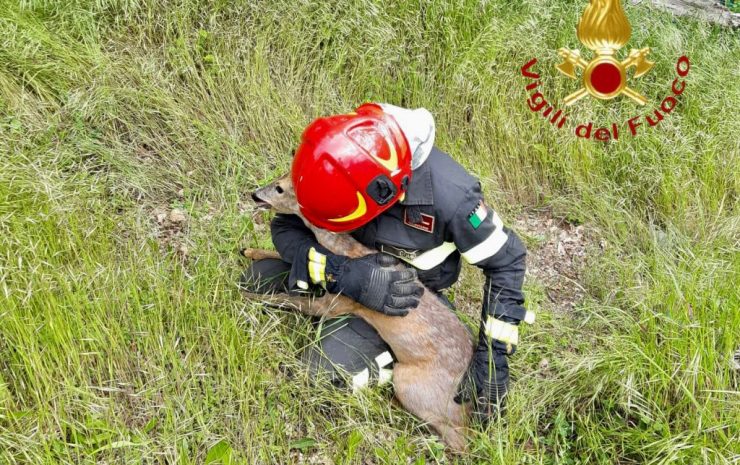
[378,104,436,170]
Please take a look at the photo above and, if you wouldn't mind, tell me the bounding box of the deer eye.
[275,185,284,194]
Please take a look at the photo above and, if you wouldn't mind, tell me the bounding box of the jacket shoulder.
[426,148,481,214]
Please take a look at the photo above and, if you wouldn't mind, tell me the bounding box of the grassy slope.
[0,0,738,463]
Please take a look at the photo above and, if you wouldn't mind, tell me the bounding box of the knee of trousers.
[239,258,291,294]
[300,317,395,392]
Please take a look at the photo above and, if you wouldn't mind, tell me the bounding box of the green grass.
[1,0,738,463]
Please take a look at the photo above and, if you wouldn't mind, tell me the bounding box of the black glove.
[325,253,423,316]
[454,344,509,424]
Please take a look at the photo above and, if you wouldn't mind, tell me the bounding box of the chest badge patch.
[403,209,435,234]
[468,201,488,229]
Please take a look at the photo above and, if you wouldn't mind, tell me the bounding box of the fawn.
[244,175,475,452]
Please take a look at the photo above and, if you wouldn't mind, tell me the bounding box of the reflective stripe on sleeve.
[308,261,325,284]
[461,212,508,264]
[308,247,327,285]
[484,316,519,345]
[308,247,326,265]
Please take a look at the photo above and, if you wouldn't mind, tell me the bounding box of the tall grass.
[1,0,738,463]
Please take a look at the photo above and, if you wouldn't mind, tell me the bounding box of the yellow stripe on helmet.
[328,191,367,223]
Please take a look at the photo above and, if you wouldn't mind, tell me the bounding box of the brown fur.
[247,175,474,452]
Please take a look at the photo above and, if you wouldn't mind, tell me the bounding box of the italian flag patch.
[468,201,488,229]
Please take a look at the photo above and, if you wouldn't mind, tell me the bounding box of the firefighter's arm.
[449,183,530,420]
[270,213,328,291]
[270,214,423,314]
[447,183,530,345]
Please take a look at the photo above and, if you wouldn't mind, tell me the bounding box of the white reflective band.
[308,247,327,285]
[296,280,309,290]
[484,317,519,345]
[375,351,393,368]
[400,241,457,270]
[308,247,326,264]
[378,368,393,386]
[524,311,536,325]
[375,351,394,386]
[308,261,325,284]
[351,368,370,393]
[492,211,504,229]
[461,213,508,264]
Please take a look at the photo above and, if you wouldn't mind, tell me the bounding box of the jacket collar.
[400,157,433,206]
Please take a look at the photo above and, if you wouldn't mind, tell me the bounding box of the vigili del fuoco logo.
[520,0,691,141]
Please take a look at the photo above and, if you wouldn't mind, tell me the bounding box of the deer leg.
[392,363,468,453]
[240,247,357,317]
[429,418,468,454]
[241,288,359,319]
[300,293,360,318]
[240,247,282,260]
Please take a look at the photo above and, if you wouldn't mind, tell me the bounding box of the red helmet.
[292,103,412,232]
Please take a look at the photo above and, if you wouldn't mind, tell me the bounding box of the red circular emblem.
[590,62,622,95]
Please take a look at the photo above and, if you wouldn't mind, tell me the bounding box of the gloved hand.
[454,344,510,424]
[324,253,424,316]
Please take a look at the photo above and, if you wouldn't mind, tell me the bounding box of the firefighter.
[240,103,530,422]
